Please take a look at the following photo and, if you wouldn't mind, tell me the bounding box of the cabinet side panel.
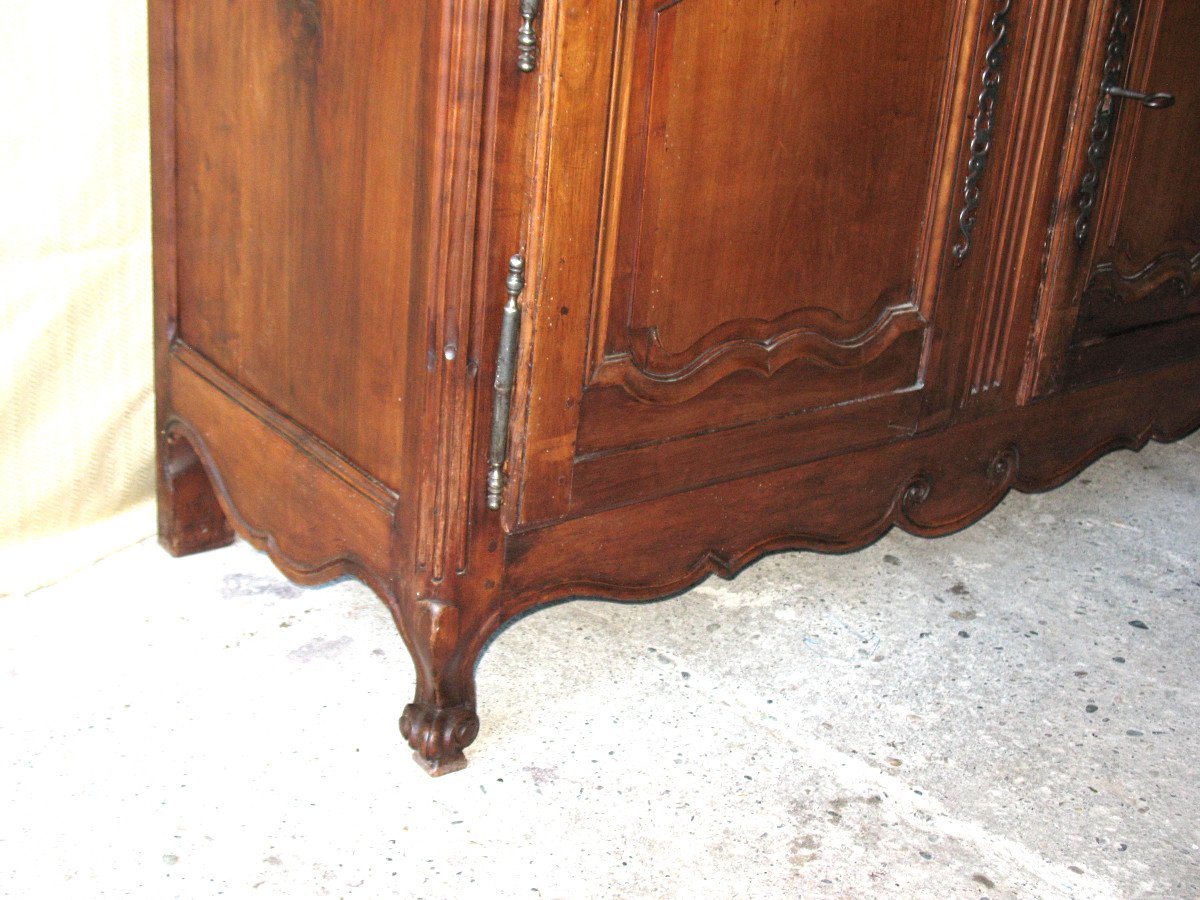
[172,1,431,488]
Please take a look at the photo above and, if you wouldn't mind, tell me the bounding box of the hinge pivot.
[517,0,542,73]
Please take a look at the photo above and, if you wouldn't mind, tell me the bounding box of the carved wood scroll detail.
[506,408,1196,610]
[399,598,480,776]
[589,0,961,407]
[592,300,924,405]
[399,702,480,775]
[1084,248,1200,304]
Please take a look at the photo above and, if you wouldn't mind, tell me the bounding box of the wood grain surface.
[151,0,1200,774]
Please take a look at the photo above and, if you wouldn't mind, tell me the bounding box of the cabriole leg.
[398,598,483,776]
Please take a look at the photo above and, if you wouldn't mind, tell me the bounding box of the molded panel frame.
[511,0,999,525]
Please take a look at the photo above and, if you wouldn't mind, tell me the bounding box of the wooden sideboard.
[151,0,1200,774]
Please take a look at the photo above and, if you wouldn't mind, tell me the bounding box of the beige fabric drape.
[0,1,156,595]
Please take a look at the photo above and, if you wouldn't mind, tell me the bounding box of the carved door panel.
[513,0,1004,524]
[1032,0,1200,393]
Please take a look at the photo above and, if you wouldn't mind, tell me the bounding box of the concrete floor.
[2,433,1198,899]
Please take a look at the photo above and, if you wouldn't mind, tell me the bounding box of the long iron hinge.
[487,254,525,511]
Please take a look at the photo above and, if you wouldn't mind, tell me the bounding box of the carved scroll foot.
[157,429,234,557]
[400,701,480,776]
[396,597,486,776]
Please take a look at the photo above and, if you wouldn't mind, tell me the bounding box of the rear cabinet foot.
[157,429,235,557]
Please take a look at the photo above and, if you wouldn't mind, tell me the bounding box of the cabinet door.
[1032,0,1200,393]
[512,0,1001,524]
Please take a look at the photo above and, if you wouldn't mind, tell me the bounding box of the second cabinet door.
[1032,0,1200,394]
[515,0,1002,524]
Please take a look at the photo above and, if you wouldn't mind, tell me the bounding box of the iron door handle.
[1104,84,1176,109]
[1074,0,1178,246]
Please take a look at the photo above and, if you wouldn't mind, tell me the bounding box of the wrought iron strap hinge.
[487,255,526,511]
[1076,0,1130,247]
[517,0,542,73]
[951,0,1014,262]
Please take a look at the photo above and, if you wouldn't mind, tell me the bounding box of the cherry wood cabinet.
[151,0,1200,774]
